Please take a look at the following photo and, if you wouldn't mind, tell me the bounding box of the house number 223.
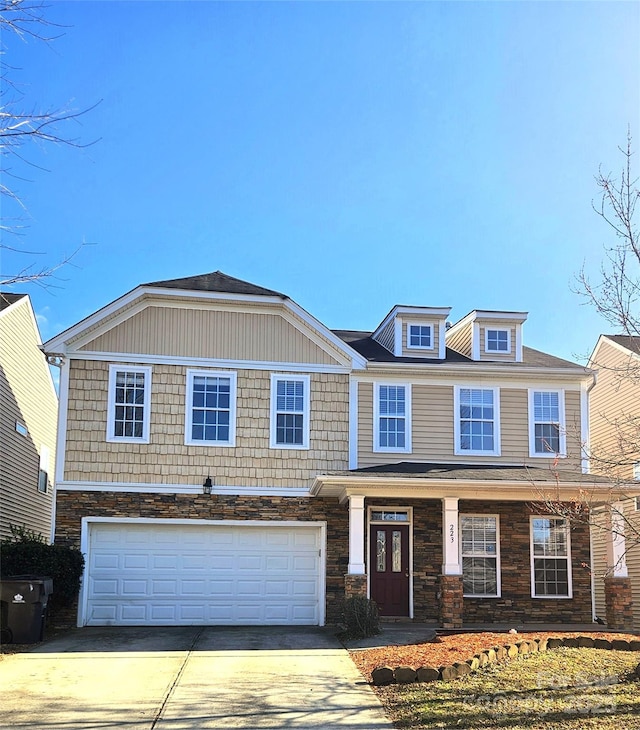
[449,524,455,543]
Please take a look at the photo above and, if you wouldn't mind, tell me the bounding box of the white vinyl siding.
[185,370,237,446]
[461,515,500,597]
[270,374,310,449]
[454,387,500,456]
[530,517,572,598]
[107,365,152,443]
[529,389,566,457]
[373,383,411,453]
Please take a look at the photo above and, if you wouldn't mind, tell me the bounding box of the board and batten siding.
[591,504,640,632]
[357,381,583,469]
[0,297,57,540]
[80,306,346,366]
[63,361,349,487]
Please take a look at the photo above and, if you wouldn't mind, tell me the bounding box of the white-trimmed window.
[485,328,510,353]
[461,515,500,597]
[270,374,310,449]
[107,365,152,443]
[185,370,236,446]
[38,445,50,493]
[530,517,572,598]
[374,383,411,453]
[407,323,433,350]
[529,390,565,457]
[454,387,500,455]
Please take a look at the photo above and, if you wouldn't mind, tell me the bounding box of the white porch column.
[347,495,366,574]
[607,501,628,578]
[442,497,461,575]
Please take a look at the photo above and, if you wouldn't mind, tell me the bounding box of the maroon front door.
[369,524,410,616]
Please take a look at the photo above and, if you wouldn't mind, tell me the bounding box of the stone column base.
[439,574,463,629]
[604,576,634,631]
[344,573,368,599]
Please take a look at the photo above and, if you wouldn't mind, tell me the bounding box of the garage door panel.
[86,523,322,626]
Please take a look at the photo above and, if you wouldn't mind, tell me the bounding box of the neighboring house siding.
[357,381,583,469]
[589,339,638,481]
[591,503,640,631]
[79,307,346,365]
[0,298,57,540]
[63,360,349,487]
[446,324,472,357]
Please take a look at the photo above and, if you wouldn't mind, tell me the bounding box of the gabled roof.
[0,292,27,312]
[144,271,287,299]
[602,334,640,355]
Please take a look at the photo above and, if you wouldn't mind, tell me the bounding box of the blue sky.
[2,0,639,364]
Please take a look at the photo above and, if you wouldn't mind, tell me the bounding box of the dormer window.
[407,324,433,350]
[486,328,510,353]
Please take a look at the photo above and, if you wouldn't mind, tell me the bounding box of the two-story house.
[588,334,640,631]
[44,272,622,629]
[1,293,57,541]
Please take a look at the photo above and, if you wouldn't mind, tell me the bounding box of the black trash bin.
[0,575,53,643]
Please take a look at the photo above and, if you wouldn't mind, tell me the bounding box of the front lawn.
[373,648,640,729]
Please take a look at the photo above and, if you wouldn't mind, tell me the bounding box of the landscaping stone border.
[371,636,640,686]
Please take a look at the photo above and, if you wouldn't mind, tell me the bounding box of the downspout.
[584,370,598,623]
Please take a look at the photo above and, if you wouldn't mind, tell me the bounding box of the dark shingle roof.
[333,329,583,368]
[144,271,287,299]
[327,461,610,484]
[0,292,27,311]
[604,334,640,355]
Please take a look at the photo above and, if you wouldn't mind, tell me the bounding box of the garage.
[82,520,325,626]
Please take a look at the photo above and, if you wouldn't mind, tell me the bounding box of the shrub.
[341,596,380,639]
[0,525,84,610]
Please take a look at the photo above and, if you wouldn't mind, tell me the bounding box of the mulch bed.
[349,631,639,681]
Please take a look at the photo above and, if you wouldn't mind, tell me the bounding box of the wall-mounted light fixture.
[203,475,213,495]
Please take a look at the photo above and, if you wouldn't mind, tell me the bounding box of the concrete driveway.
[0,626,392,729]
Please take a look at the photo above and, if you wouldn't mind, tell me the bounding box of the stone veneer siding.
[365,498,592,625]
[55,492,349,624]
[604,576,634,631]
[63,361,349,487]
[459,500,592,624]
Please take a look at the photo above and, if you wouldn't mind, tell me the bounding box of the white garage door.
[84,522,323,626]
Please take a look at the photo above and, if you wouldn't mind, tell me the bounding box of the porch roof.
[311,461,636,502]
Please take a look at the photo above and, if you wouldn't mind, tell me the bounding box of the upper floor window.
[407,324,433,350]
[107,365,152,443]
[454,387,500,456]
[374,383,411,453]
[530,517,572,598]
[529,390,565,457]
[461,515,500,597]
[270,374,310,449]
[185,370,236,446]
[485,328,510,353]
[38,445,50,493]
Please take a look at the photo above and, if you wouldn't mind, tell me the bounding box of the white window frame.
[485,328,511,354]
[454,386,501,456]
[530,516,572,599]
[106,365,152,443]
[270,374,310,449]
[460,514,501,598]
[373,382,412,454]
[38,445,50,493]
[406,323,434,351]
[528,389,566,458]
[185,370,237,447]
